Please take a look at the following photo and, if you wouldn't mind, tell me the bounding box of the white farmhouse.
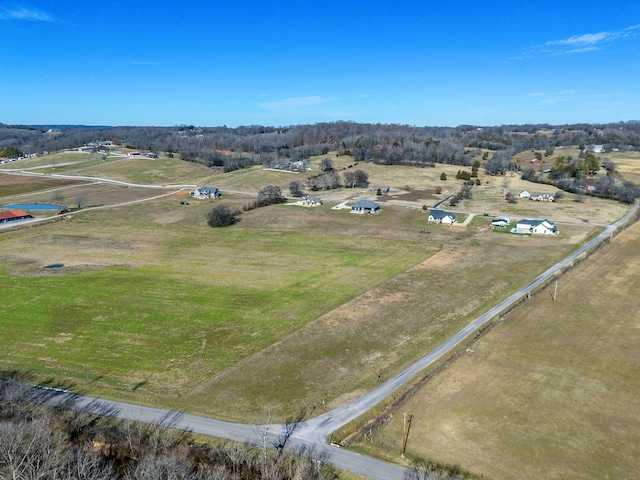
[428,209,456,224]
[296,194,322,207]
[515,219,558,235]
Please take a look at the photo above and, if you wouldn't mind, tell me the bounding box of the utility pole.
[553,280,558,302]
[401,413,408,457]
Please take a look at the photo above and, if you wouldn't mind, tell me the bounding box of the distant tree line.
[3,122,640,171]
[520,152,640,203]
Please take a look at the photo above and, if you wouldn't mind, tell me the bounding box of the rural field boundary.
[339,203,640,446]
[0,215,68,235]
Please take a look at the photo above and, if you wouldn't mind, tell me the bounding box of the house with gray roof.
[514,219,557,235]
[428,209,456,225]
[191,187,221,199]
[350,200,380,214]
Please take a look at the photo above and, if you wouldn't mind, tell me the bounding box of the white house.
[515,219,557,235]
[428,209,456,224]
[291,160,311,171]
[530,193,555,202]
[519,190,531,199]
[296,194,322,207]
[191,187,221,199]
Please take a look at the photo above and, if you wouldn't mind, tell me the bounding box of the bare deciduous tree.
[75,192,87,209]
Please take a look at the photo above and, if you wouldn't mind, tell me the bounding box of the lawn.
[362,219,640,479]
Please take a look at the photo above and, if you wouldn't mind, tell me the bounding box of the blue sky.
[1,1,639,127]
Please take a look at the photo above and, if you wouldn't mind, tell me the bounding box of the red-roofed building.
[0,209,34,224]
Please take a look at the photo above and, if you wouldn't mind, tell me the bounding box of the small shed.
[491,218,509,227]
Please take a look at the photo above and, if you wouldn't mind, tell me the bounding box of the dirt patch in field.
[151,211,186,224]
[390,189,437,202]
[31,234,137,251]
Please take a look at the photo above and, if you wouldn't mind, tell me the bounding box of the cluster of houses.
[78,141,112,154]
[519,191,555,202]
[126,151,158,158]
[269,160,311,172]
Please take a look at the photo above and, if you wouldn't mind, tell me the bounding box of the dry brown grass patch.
[366,220,640,479]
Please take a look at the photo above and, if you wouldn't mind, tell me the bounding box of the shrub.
[206,204,238,227]
[505,191,518,204]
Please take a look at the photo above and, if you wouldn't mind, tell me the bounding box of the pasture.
[0,172,86,197]
[0,154,632,424]
[0,197,432,417]
[364,219,640,479]
[0,181,599,422]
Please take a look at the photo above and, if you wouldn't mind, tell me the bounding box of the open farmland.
[73,155,218,185]
[0,187,601,423]
[0,196,433,417]
[0,151,100,170]
[363,219,640,479]
[608,150,640,184]
[0,172,86,197]
[0,154,632,426]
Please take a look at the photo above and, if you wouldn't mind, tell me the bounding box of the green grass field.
[0,197,436,416]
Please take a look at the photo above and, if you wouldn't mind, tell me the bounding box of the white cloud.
[258,96,336,111]
[0,6,54,22]
[528,90,581,105]
[524,23,640,56]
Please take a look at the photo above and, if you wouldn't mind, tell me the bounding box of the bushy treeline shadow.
[403,459,471,480]
[0,371,338,480]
